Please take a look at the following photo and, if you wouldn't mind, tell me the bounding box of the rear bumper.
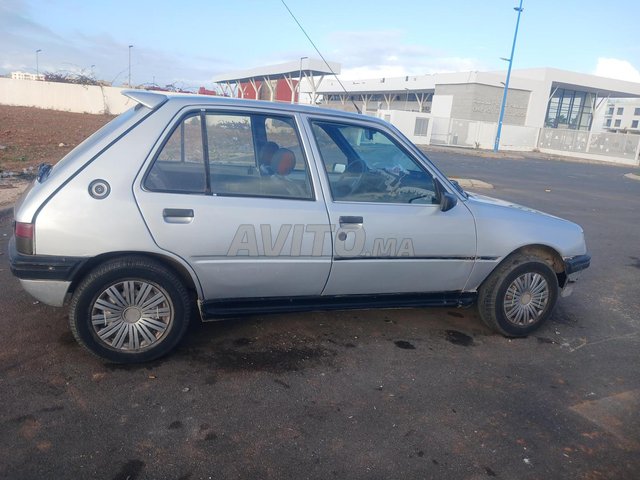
[9,236,87,281]
[9,236,86,306]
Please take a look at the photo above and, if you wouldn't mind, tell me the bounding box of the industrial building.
[215,61,640,165]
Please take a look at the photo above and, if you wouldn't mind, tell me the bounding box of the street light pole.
[35,49,42,79]
[404,88,410,111]
[297,56,308,103]
[128,45,133,87]
[494,0,524,152]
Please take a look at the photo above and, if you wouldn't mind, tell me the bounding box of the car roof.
[122,89,382,124]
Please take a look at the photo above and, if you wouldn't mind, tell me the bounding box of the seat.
[265,148,307,198]
[258,141,279,175]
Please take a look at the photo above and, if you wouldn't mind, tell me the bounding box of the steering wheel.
[337,158,367,197]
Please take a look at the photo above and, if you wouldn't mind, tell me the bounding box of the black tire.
[478,253,559,337]
[69,256,191,363]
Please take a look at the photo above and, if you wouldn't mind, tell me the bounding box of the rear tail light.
[15,222,34,255]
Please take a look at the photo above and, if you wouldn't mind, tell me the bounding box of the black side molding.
[564,254,591,275]
[201,291,476,320]
[8,237,87,281]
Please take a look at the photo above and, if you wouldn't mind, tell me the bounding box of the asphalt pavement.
[1,150,639,480]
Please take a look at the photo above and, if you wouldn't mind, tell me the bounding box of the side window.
[310,121,437,204]
[207,113,313,200]
[145,114,206,192]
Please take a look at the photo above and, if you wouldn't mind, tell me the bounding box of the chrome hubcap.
[90,280,173,352]
[503,272,549,326]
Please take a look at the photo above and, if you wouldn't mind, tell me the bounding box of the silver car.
[9,91,590,363]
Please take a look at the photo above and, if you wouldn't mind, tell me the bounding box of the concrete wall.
[0,78,134,114]
[434,83,530,126]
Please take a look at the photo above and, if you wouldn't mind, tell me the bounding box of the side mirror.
[435,178,458,212]
[440,192,458,212]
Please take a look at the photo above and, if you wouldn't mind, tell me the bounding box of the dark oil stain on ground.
[112,460,145,480]
[12,414,35,424]
[485,466,497,476]
[447,311,464,318]
[186,345,334,374]
[274,378,291,389]
[344,342,356,348]
[537,337,555,344]
[104,359,166,372]
[445,330,474,347]
[168,420,183,430]
[233,337,253,347]
[394,340,416,350]
[628,256,640,269]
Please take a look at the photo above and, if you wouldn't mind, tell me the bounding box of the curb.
[624,173,640,182]
[452,178,494,189]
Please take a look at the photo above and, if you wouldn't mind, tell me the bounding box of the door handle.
[339,216,363,225]
[163,208,194,224]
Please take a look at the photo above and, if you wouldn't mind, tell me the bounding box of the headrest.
[259,141,279,165]
[271,148,296,175]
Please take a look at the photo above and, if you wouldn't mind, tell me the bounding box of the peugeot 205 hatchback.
[9,91,590,363]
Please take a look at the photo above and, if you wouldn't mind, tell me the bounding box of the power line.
[280,0,361,114]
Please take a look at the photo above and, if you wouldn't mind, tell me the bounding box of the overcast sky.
[2,0,639,90]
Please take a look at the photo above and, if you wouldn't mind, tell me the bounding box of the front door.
[305,118,477,296]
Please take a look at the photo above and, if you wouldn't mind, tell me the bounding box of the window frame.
[143,111,210,195]
[143,108,316,201]
[308,117,439,205]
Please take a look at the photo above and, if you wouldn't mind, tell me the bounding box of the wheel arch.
[67,251,202,301]
[484,244,567,289]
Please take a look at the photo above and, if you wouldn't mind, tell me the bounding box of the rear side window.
[145,114,206,193]
[145,111,313,200]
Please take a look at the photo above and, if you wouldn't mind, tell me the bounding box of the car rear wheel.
[478,253,559,337]
[69,256,191,363]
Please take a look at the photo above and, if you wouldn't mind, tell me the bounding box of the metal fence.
[378,109,640,165]
[538,128,640,163]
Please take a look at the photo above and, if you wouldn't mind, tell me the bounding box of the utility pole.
[297,56,308,103]
[35,49,42,79]
[494,0,524,152]
[128,45,133,87]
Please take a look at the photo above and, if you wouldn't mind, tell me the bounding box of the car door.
[304,117,477,296]
[134,109,332,301]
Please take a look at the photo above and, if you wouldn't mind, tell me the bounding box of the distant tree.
[44,71,101,86]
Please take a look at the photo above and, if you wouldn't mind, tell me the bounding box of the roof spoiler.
[122,90,168,110]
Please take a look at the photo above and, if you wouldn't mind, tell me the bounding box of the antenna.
[280,0,361,114]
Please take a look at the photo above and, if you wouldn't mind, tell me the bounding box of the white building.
[314,67,640,130]
[600,99,640,133]
[10,71,45,81]
[311,67,640,164]
[213,62,640,165]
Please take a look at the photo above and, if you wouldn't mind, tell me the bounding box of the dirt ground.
[0,105,113,173]
[0,105,114,210]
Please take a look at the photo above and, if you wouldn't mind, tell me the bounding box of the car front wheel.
[69,256,191,363]
[478,253,559,336]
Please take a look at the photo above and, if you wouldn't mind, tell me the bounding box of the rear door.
[304,117,477,296]
[134,108,332,300]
